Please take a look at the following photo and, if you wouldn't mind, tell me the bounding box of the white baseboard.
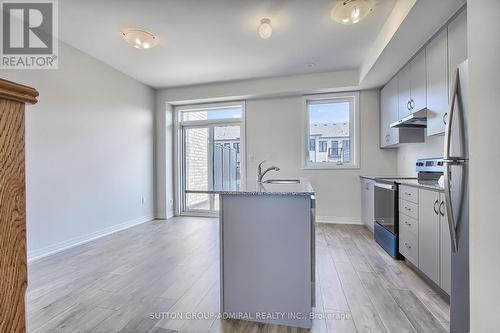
[316,216,363,225]
[28,215,155,263]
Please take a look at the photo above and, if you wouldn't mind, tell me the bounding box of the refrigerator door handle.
[444,162,459,253]
[443,67,462,253]
[444,68,459,162]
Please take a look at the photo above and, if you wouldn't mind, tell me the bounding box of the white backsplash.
[397,134,445,177]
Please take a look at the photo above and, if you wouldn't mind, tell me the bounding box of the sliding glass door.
[177,102,244,216]
[183,125,213,212]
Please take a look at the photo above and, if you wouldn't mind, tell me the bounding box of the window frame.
[330,140,339,157]
[309,138,316,151]
[174,100,246,217]
[302,91,360,169]
[319,140,328,152]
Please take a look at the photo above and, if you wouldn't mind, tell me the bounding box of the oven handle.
[375,182,395,191]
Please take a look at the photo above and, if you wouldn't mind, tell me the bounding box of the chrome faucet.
[257,160,280,183]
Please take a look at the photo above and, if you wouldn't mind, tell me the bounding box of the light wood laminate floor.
[27,217,450,332]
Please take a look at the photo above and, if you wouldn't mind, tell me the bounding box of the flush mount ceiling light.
[258,18,273,39]
[121,28,159,49]
[331,0,375,25]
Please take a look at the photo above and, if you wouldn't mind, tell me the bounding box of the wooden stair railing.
[0,78,38,333]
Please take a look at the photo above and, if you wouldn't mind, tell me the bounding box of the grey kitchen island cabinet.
[187,180,315,329]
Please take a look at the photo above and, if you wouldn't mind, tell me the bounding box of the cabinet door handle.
[407,100,411,110]
[405,206,411,211]
[410,99,415,109]
[405,221,411,226]
[405,242,411,249]
[443,112,448,125]
[404,191,412,196]
[433,199,439,215]
[439,200,445,216]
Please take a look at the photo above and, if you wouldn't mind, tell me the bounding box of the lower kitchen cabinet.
[399,221,418,266]
[361,178,375,232]
[399,187,451,295]
[418,189,441,285]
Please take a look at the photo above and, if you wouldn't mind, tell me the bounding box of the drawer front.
[399,213,418,236]
[399,227,418,265]
[399,185,418,204]
[399,199,418,220]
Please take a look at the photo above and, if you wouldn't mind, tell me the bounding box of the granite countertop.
[361,175,444,191]
[360,175,416,180]
[185,179,315,196]
[396,179,444,191]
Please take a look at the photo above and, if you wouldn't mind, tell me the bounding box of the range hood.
[390,109,427,128]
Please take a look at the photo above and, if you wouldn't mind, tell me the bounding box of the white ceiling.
[59,0,396,88]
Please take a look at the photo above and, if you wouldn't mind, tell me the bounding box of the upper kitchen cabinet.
[381,76,399,147]
[398,64,411,118]
[426,9,467,137]
[398,49,427,119]
[410,49,427,112]
[381,75,424,148]
[426,29,448,136]
[448,9,467,88]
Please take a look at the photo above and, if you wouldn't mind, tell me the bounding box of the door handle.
[443,112,448,125]
[410,99,415,109]
[443,67,462,253]
[433,199,439,215]
[407,100,411,110]
[444,68,459,162]
[444,162,460,253]
[439,201,445,216]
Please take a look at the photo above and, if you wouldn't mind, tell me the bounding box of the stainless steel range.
[373,179,403,259]
[373,158,444,259]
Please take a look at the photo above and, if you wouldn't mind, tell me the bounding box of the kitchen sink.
[263,179,300,184]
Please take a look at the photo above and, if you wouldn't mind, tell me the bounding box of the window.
[319,141,327,152]
[309,138,316,151]
[330,140,339,157]
[181,105,242,121]
[233,142,240,153]
[303,92,359,169]
[342,139,350,162]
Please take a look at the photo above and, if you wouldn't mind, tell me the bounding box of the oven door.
[374,182,397,235]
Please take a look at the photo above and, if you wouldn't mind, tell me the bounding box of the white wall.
[3,42,156,260]
[467,0,500,331]
[156,69,361,219]
[245,91,397,222]
[397,134,444,176]
[156,73,397,222]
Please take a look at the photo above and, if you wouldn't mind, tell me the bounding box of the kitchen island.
[186,180,315,329]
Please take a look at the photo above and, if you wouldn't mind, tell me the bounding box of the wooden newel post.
[0,78,38,332]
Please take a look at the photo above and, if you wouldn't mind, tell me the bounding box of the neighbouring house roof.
[310,123,349,138]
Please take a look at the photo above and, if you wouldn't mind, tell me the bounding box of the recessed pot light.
[258,18,273,39]
[121,28,159,49]
[331,0,375,25]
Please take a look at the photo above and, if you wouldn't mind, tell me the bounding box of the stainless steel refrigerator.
[444,60,469,333]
